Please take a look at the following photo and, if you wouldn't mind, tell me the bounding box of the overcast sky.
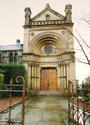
[0,0,90,82]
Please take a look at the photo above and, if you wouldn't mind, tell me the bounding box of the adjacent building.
[0,40,22,63]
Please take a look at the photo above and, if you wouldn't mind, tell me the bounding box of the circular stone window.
[44,45,53,54]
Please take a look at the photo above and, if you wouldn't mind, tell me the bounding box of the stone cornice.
[23,20,73,29]
[22,52,40,57]
[27,26,67,31]
[57,51,75,56]
[22,51,75,57]
[23,25,73,32]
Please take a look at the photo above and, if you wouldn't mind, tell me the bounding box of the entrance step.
[38,90,60,96]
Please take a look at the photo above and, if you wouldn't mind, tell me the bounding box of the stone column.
[34,65,36,88]
[62,65,64,89]
[65,65,67,88]
[34,66,36,88]
[32,65,34,88]
[57,66,60,88]
[27,64,32,89]
[27,64,30,88]
[30,65,32,89]
[36,66,37,88]
[60,65,63,93]
[37,66,40,89]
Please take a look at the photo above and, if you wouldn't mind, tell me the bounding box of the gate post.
[68,80,71,125]
[8,78,13,125]
[16,76,25,125]
[22,78,25,125]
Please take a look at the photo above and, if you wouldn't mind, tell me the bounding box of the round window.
[44,45,53,54]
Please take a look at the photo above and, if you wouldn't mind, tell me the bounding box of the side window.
[14,53,18,62]
[9,53,13,62]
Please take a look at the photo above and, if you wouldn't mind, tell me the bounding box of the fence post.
[8,78,13,125]
[76,80,79,124]
[16,76,25,125]
[72,83,74,124]
[22,78,25,125]
[68,80,71,125]
[82,82,85,125]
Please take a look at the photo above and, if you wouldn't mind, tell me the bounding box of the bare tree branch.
[76,30,90,48]
[83,18,90,25]
[66,29,90,65]
[75,57,89,65]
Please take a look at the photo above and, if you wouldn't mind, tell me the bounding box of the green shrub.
[0,73,4,83]
[0,63,25,83]
[0,63,26,96]
[0,73,8,98]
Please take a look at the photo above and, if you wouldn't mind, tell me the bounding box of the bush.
[0,73,8,98]
[0,63,26,96]
[0,73,4,83]
[0,63,25,83]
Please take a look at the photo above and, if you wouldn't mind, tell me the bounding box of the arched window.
[14,53,18,62]
[46,14,50,20]
[9,53,13,62]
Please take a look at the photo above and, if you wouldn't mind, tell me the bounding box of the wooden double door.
[40,68,57,90]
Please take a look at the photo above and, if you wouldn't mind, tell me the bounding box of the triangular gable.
[32,4,65,21]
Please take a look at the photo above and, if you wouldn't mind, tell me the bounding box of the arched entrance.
[40,67,58,90]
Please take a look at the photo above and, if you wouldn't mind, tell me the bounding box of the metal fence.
[68,80,90,125]
[0,76,25,125]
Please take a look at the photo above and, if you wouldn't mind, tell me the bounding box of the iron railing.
[0,76,25,125]
[68,80,90,125]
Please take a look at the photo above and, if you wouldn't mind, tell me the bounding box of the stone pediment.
[32,4,65,21]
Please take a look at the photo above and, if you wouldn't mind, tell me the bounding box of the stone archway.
[30,31,68,54]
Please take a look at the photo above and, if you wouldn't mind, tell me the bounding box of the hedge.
[0,73,8,98]
[0,63,26,96]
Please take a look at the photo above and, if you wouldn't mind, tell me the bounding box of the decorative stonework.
[23,4,76,95]
[62,31,66,35]
[44,45,53,54]
[31,32,35,36]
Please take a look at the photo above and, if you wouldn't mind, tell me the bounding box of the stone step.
[38,90,60,96]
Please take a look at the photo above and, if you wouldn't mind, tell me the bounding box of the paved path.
[38,90,59,96]
[0,96,68,125]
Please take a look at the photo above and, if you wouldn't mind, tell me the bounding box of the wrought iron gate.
[0,76,25,125]
[68,80,90,125]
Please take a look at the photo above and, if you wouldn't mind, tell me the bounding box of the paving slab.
[24,96,68,125]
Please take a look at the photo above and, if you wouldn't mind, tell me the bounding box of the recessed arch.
[30,32,67,54]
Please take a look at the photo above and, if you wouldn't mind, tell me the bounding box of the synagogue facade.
[23,4,76,94]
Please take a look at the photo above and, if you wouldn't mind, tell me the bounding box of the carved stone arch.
[35,39,60,54]
[30,32,67,54]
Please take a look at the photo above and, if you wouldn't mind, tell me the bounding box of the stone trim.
[57,51,75,56]
[32,7,64,20]
[22,53,40,57]
[23,20,73,29]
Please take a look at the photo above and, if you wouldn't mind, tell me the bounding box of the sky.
[0,0,90,82]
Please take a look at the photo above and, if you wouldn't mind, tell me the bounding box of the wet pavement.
[0,96,68,125]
